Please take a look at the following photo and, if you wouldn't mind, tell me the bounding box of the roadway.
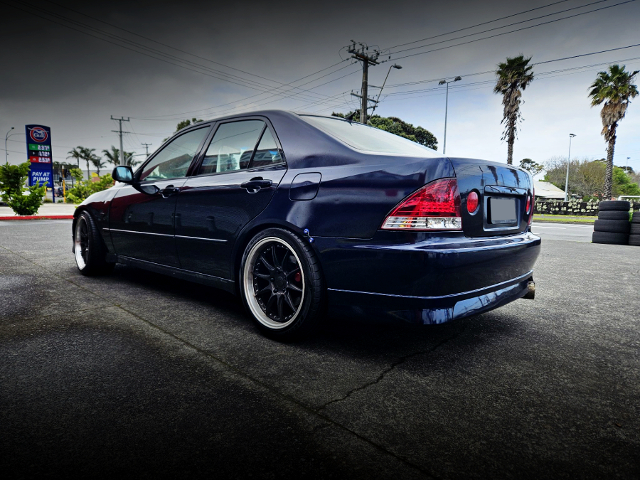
[531,222,594,242]
[0,220,638,479]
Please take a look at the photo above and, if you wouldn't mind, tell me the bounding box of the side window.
[198,120,265,175]
[250,128,283,168]
[140,127,210,181]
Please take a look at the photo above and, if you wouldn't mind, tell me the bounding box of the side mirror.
[113,166,134,183]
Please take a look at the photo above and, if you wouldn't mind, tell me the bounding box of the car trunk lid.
[449,157,533,237]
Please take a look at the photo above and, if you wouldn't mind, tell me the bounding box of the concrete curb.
[0,215,74,220]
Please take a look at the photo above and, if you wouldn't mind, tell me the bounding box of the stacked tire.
[592,200,630,245]
[630,211,640,246]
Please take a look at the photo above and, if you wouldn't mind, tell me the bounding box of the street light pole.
[438,76,461,155]
[5,127,14,164]
[564,133,576,202]
[370,64,402,117]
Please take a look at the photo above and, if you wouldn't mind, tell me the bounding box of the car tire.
[591,231,629,245]
[74,211,115,276]
[597,210,630,221]
[240,228,324,340]
[597,200,631,212]
[630,223,640,235]
[629,234,640,246]
[632,211,640,223]
[593,219,630,233]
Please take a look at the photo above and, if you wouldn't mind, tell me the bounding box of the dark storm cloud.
[1,0,639,166]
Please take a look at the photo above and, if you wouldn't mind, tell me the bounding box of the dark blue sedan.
[73,111,540,340]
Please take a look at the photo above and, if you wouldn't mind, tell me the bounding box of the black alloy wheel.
[240,228,323,340]
[74,211,115,276]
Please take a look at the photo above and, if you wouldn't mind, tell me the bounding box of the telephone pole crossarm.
[347,41,381,124]
[350,92,379,104]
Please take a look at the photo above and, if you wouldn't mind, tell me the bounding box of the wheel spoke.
[266,294,277,311]
[288,283,302,293]
[259,254,275,272]
[277,295,284,321]
[271,245,282,268]
[284,292,296,311]
[256,285,272,296]
[285,267,300,278]
[254,272,270,280]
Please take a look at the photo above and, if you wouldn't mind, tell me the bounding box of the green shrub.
[0,162,46,215]
[66,174,114,204]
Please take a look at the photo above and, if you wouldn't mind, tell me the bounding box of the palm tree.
[588,64,638,199]
[78,146,97,180]
[494,55,534,165]
[103,146,137,167]
[66,147,83,169]
[90,156,107,176]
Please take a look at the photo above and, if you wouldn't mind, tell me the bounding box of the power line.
[384,46,640,98]
[384,0,573,51]
[134,64,361,121]
[389,0,637,62]
[387,0,610,56]
[5,0,338,106]
[43,0,356,107]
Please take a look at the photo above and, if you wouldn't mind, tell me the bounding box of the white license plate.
[489,197,516,224]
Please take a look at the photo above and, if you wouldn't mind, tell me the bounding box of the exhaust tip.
[523,280,535,300]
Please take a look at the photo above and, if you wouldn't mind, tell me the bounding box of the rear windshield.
[301,115,439,157]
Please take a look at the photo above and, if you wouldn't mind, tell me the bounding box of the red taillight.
[467,191,479,214]
[381,178,462,231]
[527,189,535,225]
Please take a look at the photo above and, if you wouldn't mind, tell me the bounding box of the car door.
[109,126,211,267]
[175,119,286,279]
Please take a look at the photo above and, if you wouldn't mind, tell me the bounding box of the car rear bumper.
[326,272,533,324]
[313,230,541,324]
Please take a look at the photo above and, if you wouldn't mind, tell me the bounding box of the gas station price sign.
[25,125,53,187]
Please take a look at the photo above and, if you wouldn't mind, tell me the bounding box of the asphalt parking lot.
[1,220,638,479]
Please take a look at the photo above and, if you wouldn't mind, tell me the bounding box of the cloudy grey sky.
[2,0,639,174]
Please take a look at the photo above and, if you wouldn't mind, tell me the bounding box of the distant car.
[72,111,541,339]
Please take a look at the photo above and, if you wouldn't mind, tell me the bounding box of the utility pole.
[111,116,130,165]
[564,133,576,202]
[348,41,380,124]
[142,143,152,158]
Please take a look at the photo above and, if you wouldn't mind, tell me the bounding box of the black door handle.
[241,177,272,192]
[160,185,181,198]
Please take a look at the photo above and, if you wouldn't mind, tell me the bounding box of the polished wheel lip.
[74,217,88,270]
[244,236,305,330]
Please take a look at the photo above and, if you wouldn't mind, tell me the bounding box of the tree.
[175,118,203,133]
[0,162,46,215]
[543,157,640,199]
[494,55,534,165]
[66,173,115,205]
[331,112,438,150]
[102,146,138,167]
[519,158,544,176]
[588,64,638,199]
[67,147,83,169]
[77,146,99,180]
[91,156,107,176]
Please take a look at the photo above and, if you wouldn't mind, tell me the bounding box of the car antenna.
[345,111,357,123]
